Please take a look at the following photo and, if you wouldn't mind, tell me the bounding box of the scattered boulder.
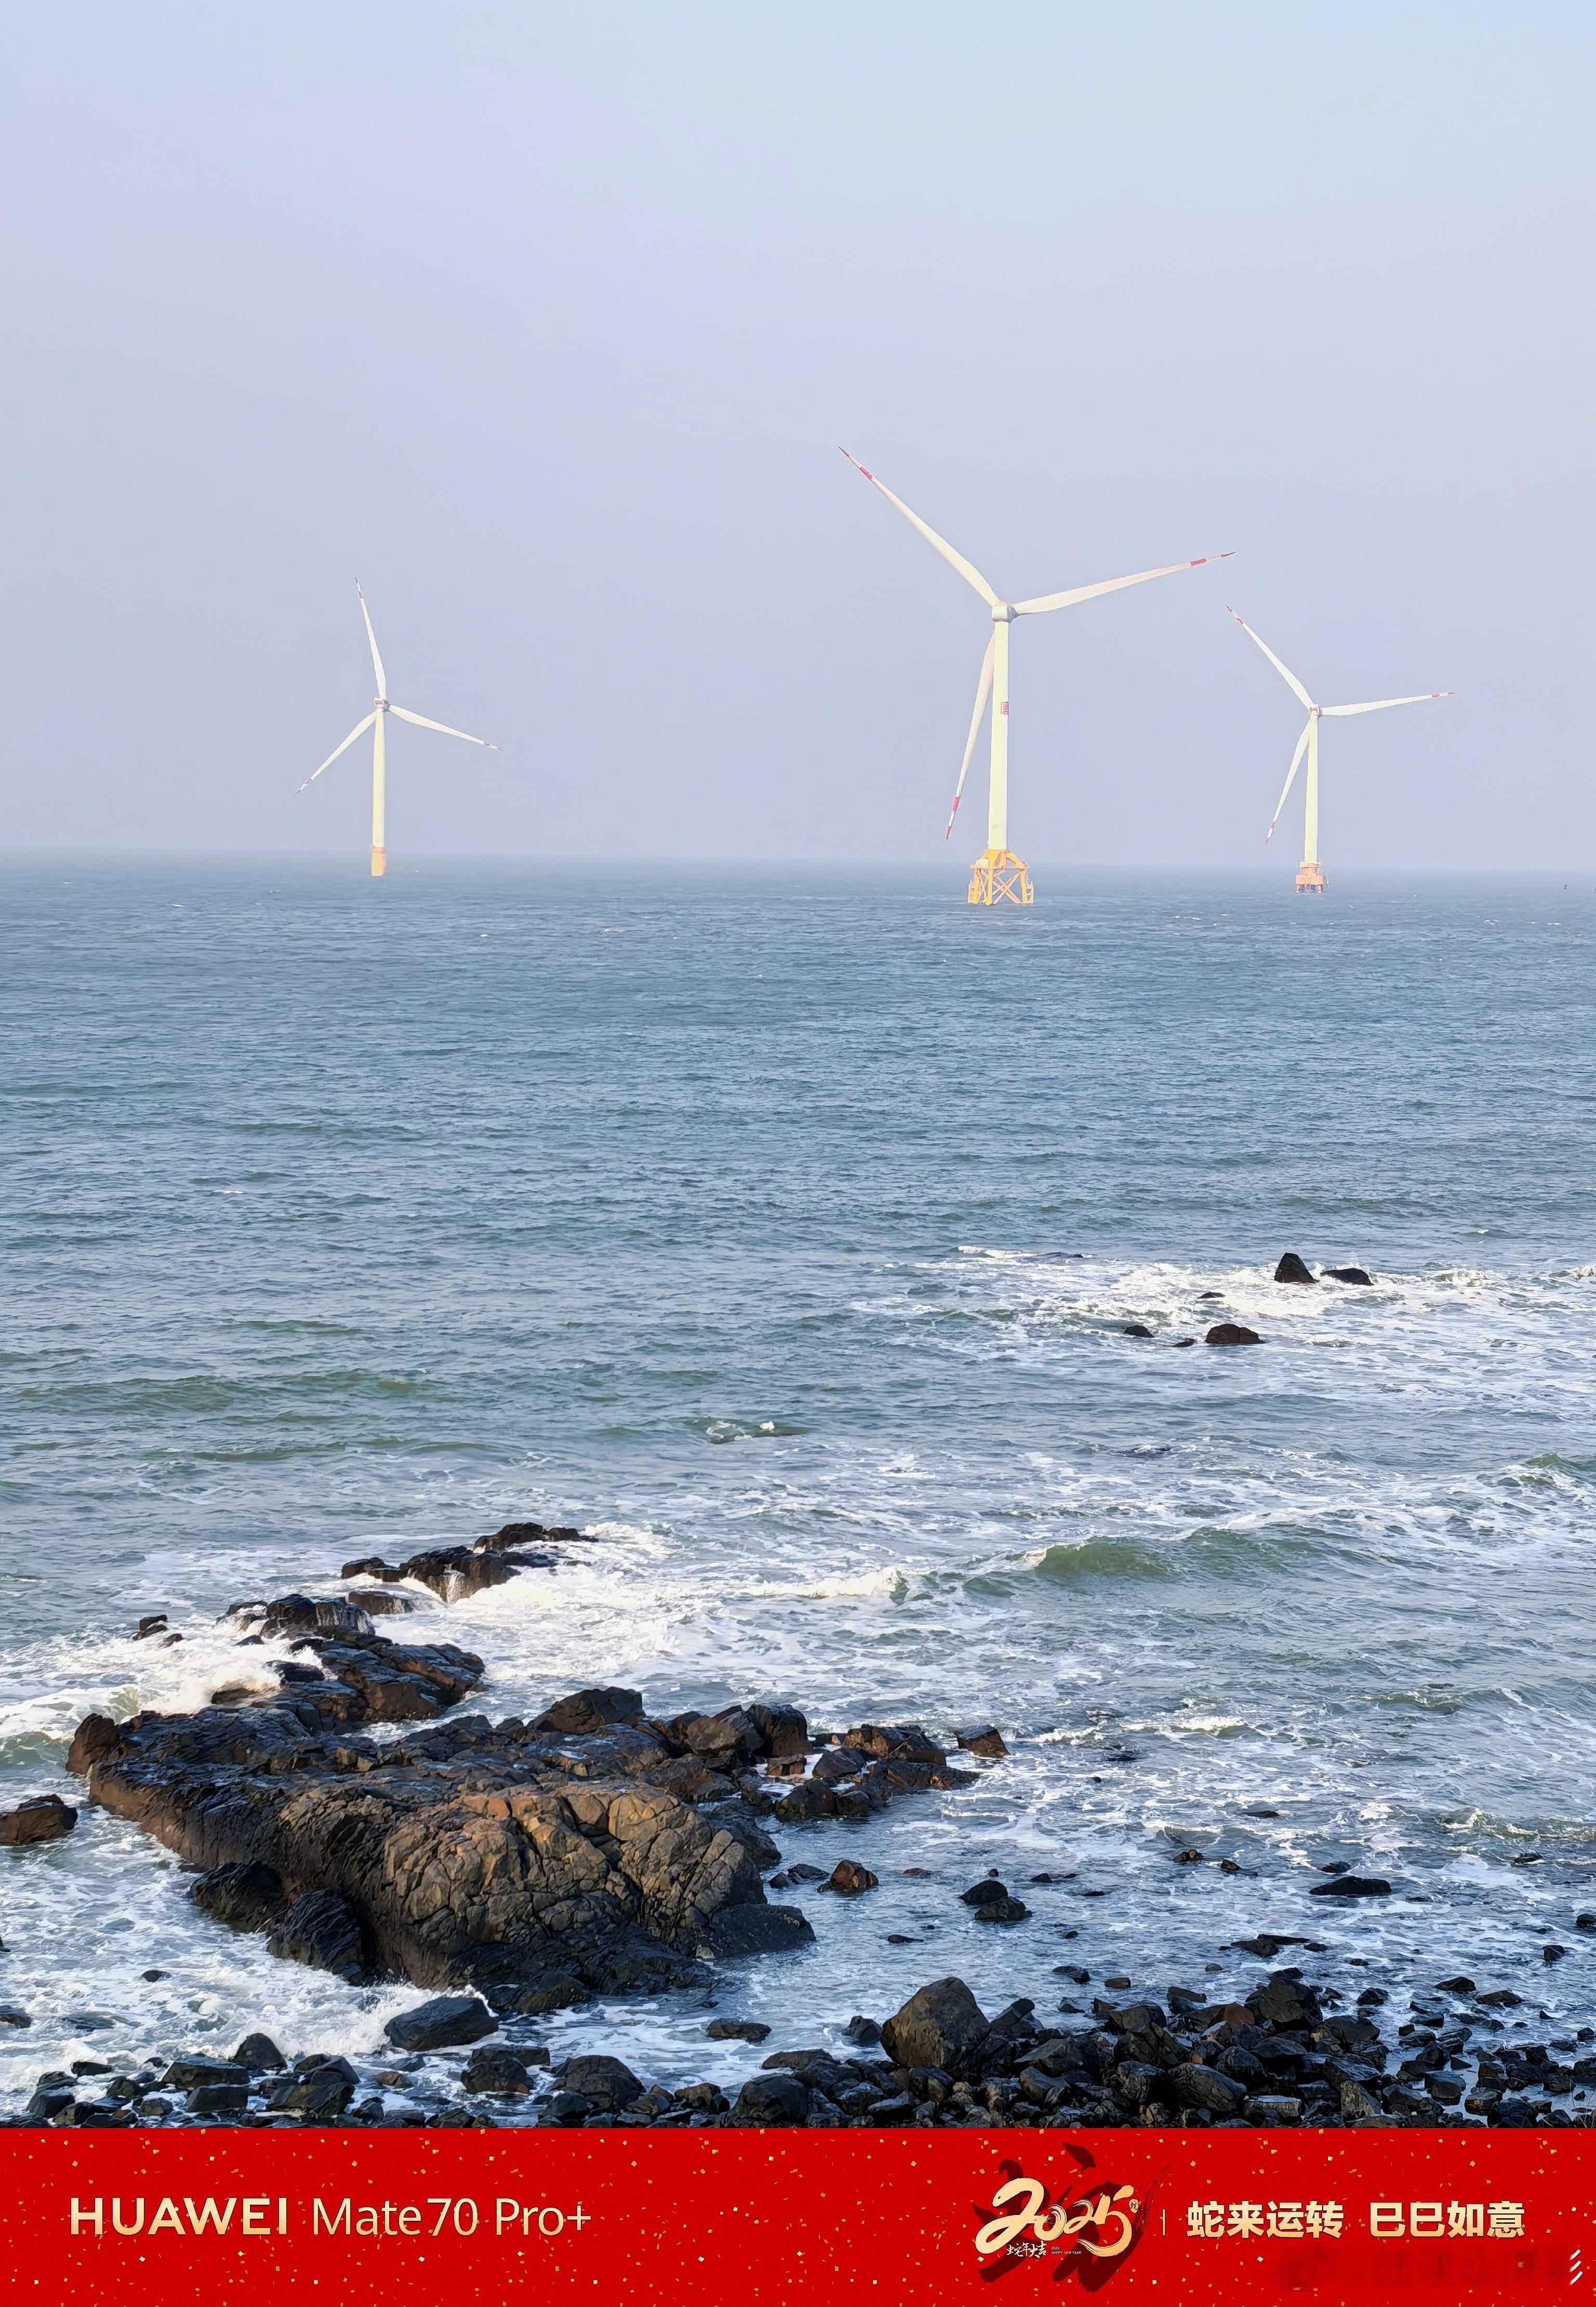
[1308,1875,1391,1900]
[956,1728,1008,1759]
[1325,1266,1373,1286]
[1206,1323,1262,1346]
[1121,1323,1154,1339]
[842,2015,881,2046]
[733,2071,807,2126]
[0,2006,33,2028]
[0,1795,77,1846]
[532,1688,645,1736]
[385,1996,498,2052]
[748,1703,809,1758]
[825,1861,877,1896]
[1273,1254,1316,1285]
[559,2054,642,2111]
[231,2033,286,2071]
[135,1615,168,1639]
[706,2018,770,2043]
[264,2060,354,2120]
[462,2046,535,2095]
[880,1977,990,2075]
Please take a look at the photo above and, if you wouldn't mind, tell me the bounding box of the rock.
[881,1978,990,2076]
[190,1861,287,1933]
[1173,2063,1246,2115]
[384,1996,498,2052]
[960,1879,1010,1908]
[1175,1849,1205,1864]
[1324,1266,1373,1285]
[559,2055,642,2110]
[0,1795,77,1846]
[773,1780,836,1824]
[1206,1323,1262,1346]
[747,1703,808,1758]
[974,1898,1030,1923]
[1544,1945,1568,1965]
[346,1587,416,1615]
[706,1905,815,1958]
[28,2087,74,2122]
[825,1862,877,1896]
[533,1687,647,1735]
[65,1714,121,1775]
[163,2056,250,2093]
[1273,1254,1316,1285]
[1309,1875,1391,1899]
[1577,1916,1596,1934]
[1247,1973,1323,2030]
[733,2072,807,2126]
[135,1615,168,1639]
[1244,2094,1302,2124]
[264,2061,354,2120]
[956,1728,1008,1759]
[232,2033,286,2071]
[666,1708,764,1766]
[189,2082,249,2116]
[462,2047,534,2096]
[0,2006,31,2028]
[843,2016,881,2046]
[706,2019,770,2043]
[268,1890,365,1983]
[1121,1323,1154,1339]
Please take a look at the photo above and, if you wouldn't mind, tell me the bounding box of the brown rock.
[0,1795,77,1846]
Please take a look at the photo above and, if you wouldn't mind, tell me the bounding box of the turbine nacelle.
[991,603,1017,625]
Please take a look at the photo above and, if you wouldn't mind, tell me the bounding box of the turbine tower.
[298,584,499,877]
[841,450,1229,903]
[1228,609,1451,893]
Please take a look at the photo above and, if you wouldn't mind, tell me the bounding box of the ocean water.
[3,858,1595,2110]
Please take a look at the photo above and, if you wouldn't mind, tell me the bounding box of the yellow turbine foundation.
[967,848,1033,905]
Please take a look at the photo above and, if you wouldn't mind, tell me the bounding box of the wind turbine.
[1228,609,1451,893]
[297,584,499,877]
[841,450,1230,903]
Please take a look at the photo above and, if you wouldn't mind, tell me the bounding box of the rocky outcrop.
[337,1520,597,1603]
[0,1795,77,1846]
[1274,1253,1316,1284]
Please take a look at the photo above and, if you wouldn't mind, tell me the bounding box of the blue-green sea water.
[3,860,1594,2106]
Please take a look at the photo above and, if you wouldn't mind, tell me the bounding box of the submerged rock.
[1309,1875,1392,1899]
[1325,1266,1374,1285]
[1206,1322,1263,1346]
[0,1795,77,1847]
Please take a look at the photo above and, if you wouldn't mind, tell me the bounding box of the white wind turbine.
[1229,608,1451,893]
[297,584,499,877]
[842,450,1230,903]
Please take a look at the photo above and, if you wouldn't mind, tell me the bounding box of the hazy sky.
[2,3,1590,869]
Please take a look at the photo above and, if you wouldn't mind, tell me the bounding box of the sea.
[3,858,1594,2111]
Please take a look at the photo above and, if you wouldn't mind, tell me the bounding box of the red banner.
[0,2128,1582,2302]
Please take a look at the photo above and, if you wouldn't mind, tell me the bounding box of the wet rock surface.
[0,1795,77,1847]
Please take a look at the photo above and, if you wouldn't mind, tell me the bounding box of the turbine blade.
[946,634,996,839]
[1265,722,1312,842]
[839,448,999,608]
[1227,608,1315,710]
[1321,692,1452,717]
[389,704,499,748]
[355,582,388,700]
[296,711,378,792]
[1014,551,1233,617]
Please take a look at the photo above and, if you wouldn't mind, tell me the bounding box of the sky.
[0,2,1591,870]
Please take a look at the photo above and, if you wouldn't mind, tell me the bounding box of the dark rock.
[733,2071,807,2126]
[1175,1849,1205,1864]
[385,1996,498,2052]
[559,2055,642,2110]
[1273,1254,1316,1285]
[510,1973,590,2014]
[1324,1266,1373,1285]
[66,1715,121,1776]
[956,1728,1008,1758]
[1244,2093,1302,2124]
[706,2018,771,2043]
[268,1890,365,1983]
[28,2088,75,2122]
[345,1587,416,1615]
[1309,1875,1391,1899]
[705,1905,815,1958]
[1544,1945,1568,1965]
[533,1688,646,1736]
[747,1703,808,1758]
[1357,1988,1390,2006]
[232,2033,286,2072]
[773,1780,836,1824]
[0,2007,32,2028]
[136,1616,168,1639]
[826,1861,877,1896]
[1206,1323,1262,1346]
[462,2047,534,2096]
[881,1978,990,2076]
[163,2056,250,2093]
[960,1878,1010,1908]
[1121,1323,1154,1339]
[264,2061,354,2120]
[974,1897,1030,1923]
[0,1795,77,1847]
[1173,2063,1246,2114]
[1247,1973,1323,2030]
[190,1861,287,1933]
[189,2083,249,2116]
[843,2016,881,2046]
